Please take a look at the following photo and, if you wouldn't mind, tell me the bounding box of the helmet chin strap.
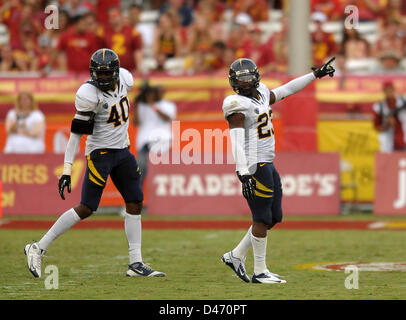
[98,80,116,91]
[238,87,258,98]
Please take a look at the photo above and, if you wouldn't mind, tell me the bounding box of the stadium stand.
[1,0,405,76]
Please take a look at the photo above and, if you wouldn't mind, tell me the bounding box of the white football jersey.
[136,99,177,152]
[75,67,133,155]
[222,82,275,173]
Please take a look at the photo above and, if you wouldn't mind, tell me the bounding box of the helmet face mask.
[229,58,260,97]
[90,49,120,91]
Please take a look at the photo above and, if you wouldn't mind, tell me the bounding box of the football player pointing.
[24,49,165,278]
[222,57,335,284]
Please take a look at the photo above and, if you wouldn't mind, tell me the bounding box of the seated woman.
[4,91,46,154]
[152,10,183,71]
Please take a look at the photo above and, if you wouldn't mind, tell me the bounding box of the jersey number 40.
[107,96,130,127]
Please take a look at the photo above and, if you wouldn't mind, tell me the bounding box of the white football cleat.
[252,270,286,284]
[24,242,45,278]
[221,251,250,283]
[126,262,166,277]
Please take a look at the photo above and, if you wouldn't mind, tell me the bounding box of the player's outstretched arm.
[269,57,335,105]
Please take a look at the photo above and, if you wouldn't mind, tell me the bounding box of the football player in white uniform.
[24,49,165,278]
[221,57,335,284]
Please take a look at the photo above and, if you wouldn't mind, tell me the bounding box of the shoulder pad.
[75,83,98,112]
[222,95,249,118]
[119,68,134,89]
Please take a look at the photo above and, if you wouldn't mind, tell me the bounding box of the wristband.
[62,163,72,176]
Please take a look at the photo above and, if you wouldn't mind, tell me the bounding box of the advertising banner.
[317,120,380,202]
[0,152,340,216]
[374,152,406,215]
[147,152,340,216]
[0,154,85,215]
[0,154,126,215]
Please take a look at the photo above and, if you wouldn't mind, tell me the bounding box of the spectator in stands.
[13,19,39,71]
[378,0,406,31]
[341,27,370,59]
[227,14,253,59]
[311,0,341,21]
[232,0,269,22]
[54,12,99,73]
[247,25,277,74]
[206,40,226,72]
[0,43,23,71]
[341,0,382,22]
[4,91,45,154]
[194,0,226,42]
[372,81,406,152]
[61,0,92,20]
[47,9,70,48]
[186,13,213,56]
[37,33,56,75]
[375,50,405,73]
[264,14,289,73]
[0,0,20,23]
[373,21,405,60]
[83,11,99,35]
[152,11,183,71]
[95,0,120,28]
[98,7,143,73]
[184,12,215,73]
[159,0,194,27]
[311,12,337,66]
[195,0,226,24]
[0,23,9,47]
[5,2,43,48]
[133,82,177,187]
[129,3,155,52]
[223,45,238,70]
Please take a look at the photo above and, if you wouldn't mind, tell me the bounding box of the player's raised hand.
[312,57,335,78]
[58,175,71,200]
[238,174,256,201]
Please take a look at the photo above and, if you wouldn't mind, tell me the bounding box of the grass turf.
[1,226,406,300]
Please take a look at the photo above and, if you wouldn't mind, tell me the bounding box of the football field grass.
[1,215,406,300]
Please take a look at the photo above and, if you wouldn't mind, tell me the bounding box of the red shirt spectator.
[3,3,43,48]
[1,0,21,43]
[226,23,252,59]
[96,0,120,27]
[99,26,142,72]
[98,8,143,72]
[233,0,269,22]
[340,0,381,21]
[311,13,337,66]
[195,0,226,23]
[263,16,289,73]
[207,41,226,71]
[247,26,275,73]
[373,21,405,60]
[311,0,341,20]
[57,14,99,73]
